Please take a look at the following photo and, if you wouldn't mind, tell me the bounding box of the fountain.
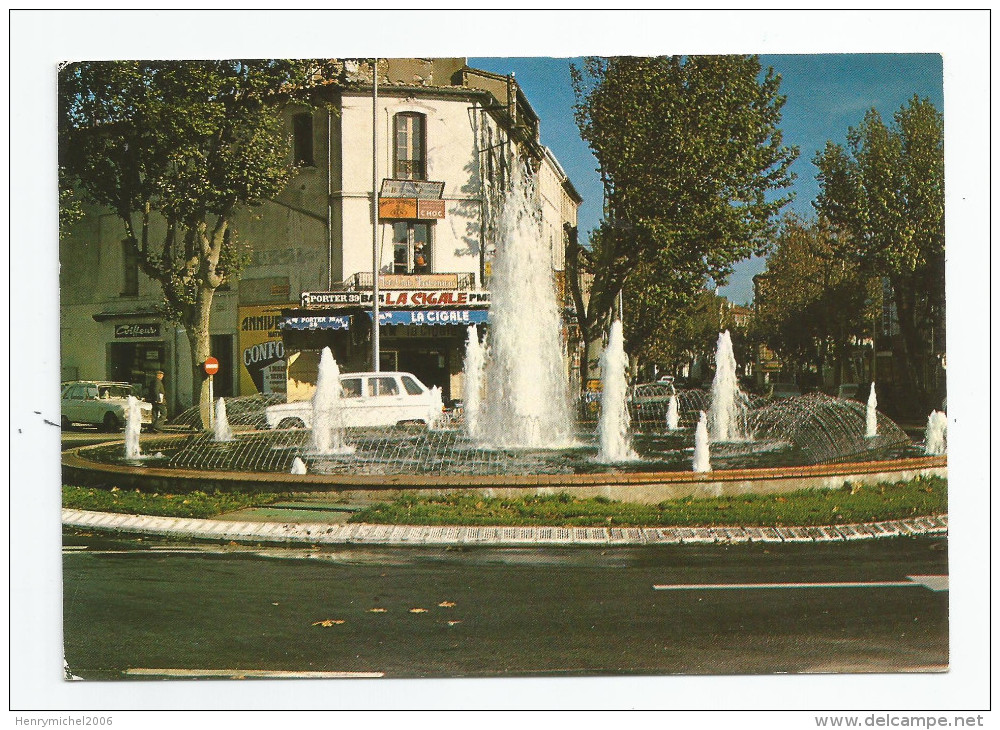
[213,398,234,442]
[866,382,878,438]
[124,396,142,460]
[476,161,573,449]
[426,386,445,430]
[310,347,354,456]
[665,394,679,431]
[708,330,752,442]
[925,410,947,455]
[462,325,486,440]
[64,154,945,501]
[597,320,638,462]
[693,411,711,472]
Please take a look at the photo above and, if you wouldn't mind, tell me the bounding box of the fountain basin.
[63,437,946,505]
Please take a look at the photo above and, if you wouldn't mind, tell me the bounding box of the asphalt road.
[62,533,948,680]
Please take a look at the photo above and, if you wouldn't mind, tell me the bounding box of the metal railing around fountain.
[111,385,921,481]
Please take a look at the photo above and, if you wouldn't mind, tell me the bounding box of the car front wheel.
[102,412,121,432]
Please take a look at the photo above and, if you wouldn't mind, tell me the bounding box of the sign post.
[204,357,219,429]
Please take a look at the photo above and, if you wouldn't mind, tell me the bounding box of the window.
[340,378,362,398]
[392,222,431,274]
[293,112,314,166]
[401,376,424,396]
[122,241,139,296]
[394,112,426,180]
[368,376,399,397]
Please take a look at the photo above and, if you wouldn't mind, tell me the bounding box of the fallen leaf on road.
[447,621,461,626]
[409,608,428,613]
[271,602,279,606]
[438,601,456,608]
[368,608,387,613]
[312,619,346,627]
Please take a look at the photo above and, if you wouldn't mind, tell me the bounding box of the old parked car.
[265,371,443,429]
[628,380,677,420]
[836,383,863,401]
[61,381,153,431]
[768,382,802,399]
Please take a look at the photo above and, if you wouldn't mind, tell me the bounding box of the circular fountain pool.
[62,390,945,504]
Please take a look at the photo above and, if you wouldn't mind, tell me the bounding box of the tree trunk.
[891,278,928,416]
[184,284,216,430]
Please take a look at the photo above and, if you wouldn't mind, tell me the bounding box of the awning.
[279,315,351,331]
[369,309,488,326]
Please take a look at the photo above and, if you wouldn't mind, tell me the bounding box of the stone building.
[60,58,581,412]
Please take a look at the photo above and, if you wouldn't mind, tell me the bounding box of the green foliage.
[627,286,741,376]
[348,476,946,528]
[752,214,873,381]
[813,96,944,407]
[58,60,313,303]
[567,56,797,383]
[814,97,944,279]
[58,166,84,235]
[58,59,326,420]
[62,485,283,519]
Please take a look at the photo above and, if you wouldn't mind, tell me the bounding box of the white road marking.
[653,575,948,592]
[124,668,384,679]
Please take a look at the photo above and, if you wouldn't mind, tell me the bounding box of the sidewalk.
[62,507,948,547]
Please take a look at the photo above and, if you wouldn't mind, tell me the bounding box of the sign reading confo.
[239,304,289,395]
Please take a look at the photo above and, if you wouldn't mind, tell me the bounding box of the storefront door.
[107,341,165,400]
[210,334,235,397]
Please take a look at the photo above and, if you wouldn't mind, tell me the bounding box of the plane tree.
[813,96,944,410]
[59,60,325,426]
[568,55,797,391]
[751,214,873,386]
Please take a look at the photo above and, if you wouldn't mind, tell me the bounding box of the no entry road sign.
[204,357,220,376]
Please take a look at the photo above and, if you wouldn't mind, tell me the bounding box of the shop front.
[102,321,167,402]
[278,304,489,405]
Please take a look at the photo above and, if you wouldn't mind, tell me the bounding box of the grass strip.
[347,476,946,528]
[62,485,286,519]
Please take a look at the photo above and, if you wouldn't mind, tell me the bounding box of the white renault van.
[265,371,443,429]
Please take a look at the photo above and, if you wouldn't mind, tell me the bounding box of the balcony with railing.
[350,271,477,290]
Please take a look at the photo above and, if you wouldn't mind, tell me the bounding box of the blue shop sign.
[369,310,489,326]
[279,315,352,331]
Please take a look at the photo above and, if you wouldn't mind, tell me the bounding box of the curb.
[62,508,948,547]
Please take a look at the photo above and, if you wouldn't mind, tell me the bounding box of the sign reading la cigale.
[302,290,491,308]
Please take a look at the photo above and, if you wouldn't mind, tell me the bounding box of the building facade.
[60,58,582,413]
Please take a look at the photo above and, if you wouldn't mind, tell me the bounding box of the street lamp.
[371,57,381,372]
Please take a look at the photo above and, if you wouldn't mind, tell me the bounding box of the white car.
[61,381,153,431]
[265,371,443,429]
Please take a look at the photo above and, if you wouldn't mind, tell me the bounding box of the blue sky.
[470,54,944,304]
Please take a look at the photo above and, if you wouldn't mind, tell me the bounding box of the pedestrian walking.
[151,370,168,432]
